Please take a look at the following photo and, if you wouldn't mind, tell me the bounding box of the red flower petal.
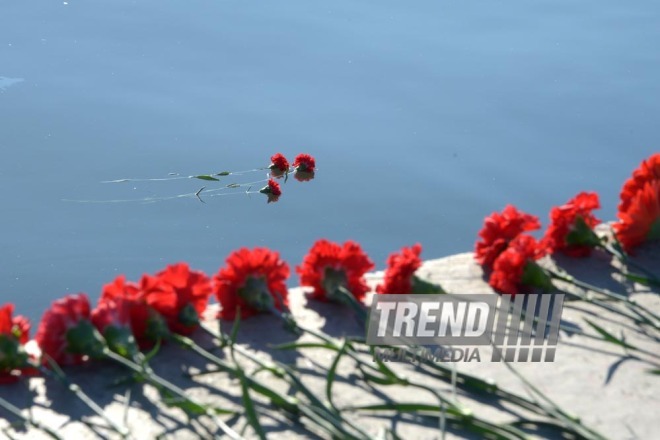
[296,239,374,302]
[213,247,290,320]
[270,153,290,173]
[475,205,541,269]
[376,244,423,295]
[544,192,601,257]
[488,235,547,296]
[35,294,92,366]
[614,180,660,253]
[293,154,316,173]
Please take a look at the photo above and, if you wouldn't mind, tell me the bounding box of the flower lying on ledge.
[145,263,213,336]
[544,192,601,257]
[213,247,290,320]
[376,244,445,294]
[0,304,33,384]
[475,205,541,269]
[269,153,290,177]
[489,235,552,296]
[36,294,105,366]
[297,239,374,302]
[614,154,660,253]
[615,179,660,253]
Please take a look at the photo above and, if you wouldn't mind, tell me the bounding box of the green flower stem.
[599,240,660,287]
[0,395,63,440]
[37,359,129,438]
[548,268,660,329]
[100,347,242,440]
[194,326,372,440]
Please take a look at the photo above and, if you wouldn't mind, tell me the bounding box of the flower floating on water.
[213,247,290,320]
[544,192,601,257]
[293,153,316,182]
[614,154,660,253]
[489,235,551,296]
[260,178,282,203]
[0,304,32,384]
[297,239,374,302]
[269,153,290,177]
[36,294,105,366]
[293,154,316,173]
[475,205,541,269]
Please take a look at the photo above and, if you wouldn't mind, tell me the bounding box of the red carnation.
[144,263,212,335]
[213,247,290,320]
[35,294,99,366]
[475,205,541,269]
[1,304,33,384]
[618,154,660,213]
[297,239,374,302]
[544,192,601,257]
[376,244,423,294]
[293,154,316,173]
[269,153,290,175]
[614,180,660,253]
[489,235,550,296]
[98,276,170,347]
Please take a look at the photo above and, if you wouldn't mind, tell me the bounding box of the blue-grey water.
[1,1,658,323]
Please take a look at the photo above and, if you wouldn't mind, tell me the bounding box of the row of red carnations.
[0,238,426,383]
[475,153,660,295]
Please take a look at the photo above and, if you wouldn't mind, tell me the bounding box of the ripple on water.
[0,76,24,91]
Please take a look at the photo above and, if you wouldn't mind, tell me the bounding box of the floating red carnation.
[213,247,290,320]
[293,154,316,173]
[260,179,282,197]
[144,263,212,335]
[35,294,94,366]
[618,154,660,213]
[269,153,290,174]
[475,205,541,269]
[614,180,660,253]
[1,304,33,384]
[489,235,550,296]
[544,192,601,257]
[376,244,423,294]
[297,239,374,302]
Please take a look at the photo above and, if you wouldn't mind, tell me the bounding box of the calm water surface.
[1,1,658,322]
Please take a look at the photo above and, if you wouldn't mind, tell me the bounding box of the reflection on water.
[0,77,24,91]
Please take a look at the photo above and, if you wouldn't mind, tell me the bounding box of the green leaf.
[229,308,241,346]
[226,183,241,188]
[584,319,637,350]
[215,171,231,176]
[194,175,220,181]
[236,358,267,440]
[647,369,660,375]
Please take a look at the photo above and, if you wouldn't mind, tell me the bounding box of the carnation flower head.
[475,205,541,269]
[489,235,551,296]
[297,239,374,302]
[618,154,660,213]
[213,247,290,320]
[1,304,33,384]
[614,179,660,253]
[144,263,212,335]
[35,294,104,366]
[544,192,601,257]
[293,154,316,173]
[99,275,170,347]
[376,244,423,294]
[269,153,290,176]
